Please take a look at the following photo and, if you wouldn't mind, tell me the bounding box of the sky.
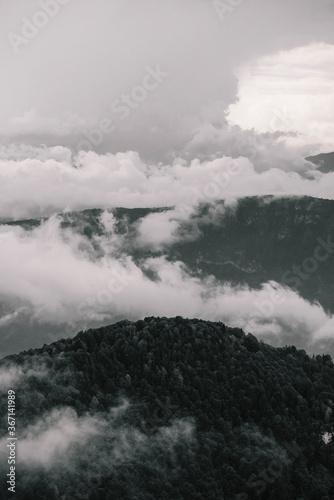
[228,42,334,151]
[1,0,333,160]
[1,0,334,356]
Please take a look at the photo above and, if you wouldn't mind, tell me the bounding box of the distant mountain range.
[306,151,334,173]
[5,195,334,314]
[1,316,334,499]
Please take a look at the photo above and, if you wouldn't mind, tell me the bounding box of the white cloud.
[0,407,105,469]
[0,147,333,221]
[228,43,334,152]
[0,143,72,163]
[0,398,195,479]
[0,1,333,158]
[0,364,47,392]
[0,214,333,354]
[135,206,202,249]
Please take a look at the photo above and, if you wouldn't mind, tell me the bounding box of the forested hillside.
[1,317,334,499]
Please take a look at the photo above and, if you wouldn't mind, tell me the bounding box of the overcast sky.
[1,0,333,160]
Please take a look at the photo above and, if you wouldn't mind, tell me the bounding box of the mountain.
[5,194,334,311]
[1,194,334,357]
[1,316,334,499]
[169,196,334,313]
[306,152,334,173]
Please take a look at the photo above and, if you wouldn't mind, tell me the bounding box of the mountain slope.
[6,195,334,312]
[1,195,334,358]
[306,152,334,173]
[170,196,334,312]
[1,317,334,499]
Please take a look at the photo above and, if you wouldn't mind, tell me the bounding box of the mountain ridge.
[1,316,334,498]
[306,152,334,173]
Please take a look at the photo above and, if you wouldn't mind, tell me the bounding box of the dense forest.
[1,316,334,499]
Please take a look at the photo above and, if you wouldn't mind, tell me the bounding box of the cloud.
[0,395,195,498]
[7,407,101,469]
[0,363,47,393]
[0,216,140,324]
[218,281,334,353]
[135,206,202,249]
[0,147,334,221]
[6,110,89,138]
[0,1,333,158]
[0,213,333,356]
[227,43,334,152]
[0,307,28,327]
[0,143,72,163]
